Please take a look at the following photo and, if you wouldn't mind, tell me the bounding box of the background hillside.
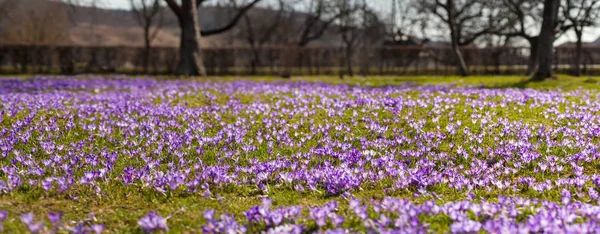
[0,0,340,47]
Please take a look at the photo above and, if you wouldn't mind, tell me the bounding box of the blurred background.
[0,0,598,77]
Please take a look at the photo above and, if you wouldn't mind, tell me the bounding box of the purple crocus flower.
[91,224,105,234]
[561,189,572,204]
[0,211,7,221]
[48,212,62,225]
[203,209,216,220]
[137,211,168,233]
[20,213,44,233]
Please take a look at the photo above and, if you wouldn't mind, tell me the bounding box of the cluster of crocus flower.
[0,211,104,233]
[138,211,168,233]
[144,194,600,233]
[2,76,600,232]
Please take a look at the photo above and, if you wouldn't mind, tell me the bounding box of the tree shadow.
[487,76,554,89]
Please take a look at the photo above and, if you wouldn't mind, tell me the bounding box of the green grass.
[3,74,599,89]
[0,75,599,232]
[175,74,600,90]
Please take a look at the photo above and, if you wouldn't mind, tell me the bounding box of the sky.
[92,0,600,44]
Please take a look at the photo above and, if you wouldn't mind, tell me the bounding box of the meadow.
[1,75,600,233]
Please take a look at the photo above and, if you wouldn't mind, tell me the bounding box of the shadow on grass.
[490,79,531,89]
[486,76,560,89]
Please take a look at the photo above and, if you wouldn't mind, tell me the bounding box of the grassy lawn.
[1,75,600,233]
[172,74,600,90]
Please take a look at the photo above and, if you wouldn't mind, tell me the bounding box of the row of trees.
[137,0,600,80]
[0,0,377,76]
[0,0,71,45]
[417,0,600,80]
[1,0,599,80]
[127,0,380,76]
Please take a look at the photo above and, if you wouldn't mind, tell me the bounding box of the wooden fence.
[0,45,599,76]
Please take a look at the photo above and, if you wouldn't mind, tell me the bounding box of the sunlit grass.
[0,75,599,232]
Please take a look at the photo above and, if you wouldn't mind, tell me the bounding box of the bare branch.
[130,0,164,45]
[164,0,182,19]
[201,0,262,36]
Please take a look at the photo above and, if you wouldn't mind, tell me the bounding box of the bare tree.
[130,0,164,74]
[3,1,70,45]
[164,0,261,76]
[561,0,600,76]
[496,0,544,75]
[61,0,82,24]
[532,0,561,81]
[337,0,363,77]
[336,0,383,77]
[0,0,70,73]
[391,0,429,39]
[419,0,504,76]
[293,0,345,47]
[0,0,15,39]
[239,0,287,74]
[273,0,357,77]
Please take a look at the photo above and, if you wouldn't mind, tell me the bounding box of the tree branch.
[201,0,262,36]
[164,0,182,19]
[196,0,209,7]
[459,27,492,46]
[258,0,285,44]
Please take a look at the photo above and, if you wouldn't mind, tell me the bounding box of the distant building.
[555,36,600,68]
[557,36,600,48]
[383,31,423,46]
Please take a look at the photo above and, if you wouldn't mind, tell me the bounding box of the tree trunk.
[450,40,469,76]
[532,0,559,81]
[58,47,75,74]
[494,51,501,75]
[446,0,469,77]
[575,29,583,77]
[526,37,538,75]
[346,45,354,77]
[143,25,151,74]
[175,0,207,76]
[250,46,259,75]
